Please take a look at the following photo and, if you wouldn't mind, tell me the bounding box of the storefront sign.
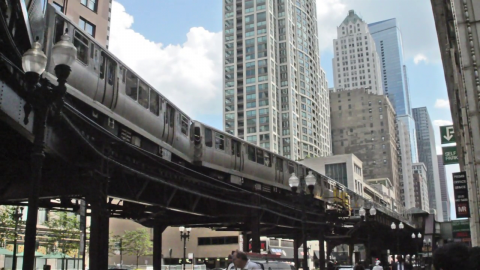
[453,172,470,218]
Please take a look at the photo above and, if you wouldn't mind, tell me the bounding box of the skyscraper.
[437,155,451,221]
[431,0,480,246]
[222,0,331,160]
[330,88,401,211]
[412,107,443,221]
[332,10,383,94]
[368,19,418,163]
[412,163,430,212]
[398,120,414,210]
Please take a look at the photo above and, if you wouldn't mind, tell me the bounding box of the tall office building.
[412,107,443,221]
[332,10,383,94]
[48,0,112,47]
[223,0,331,160]
[368,19,418,163]
[431,0,480,247]
[437,155,451,221]
[330,88,401,211]
[412,163,430,212]
[398,120,415,210]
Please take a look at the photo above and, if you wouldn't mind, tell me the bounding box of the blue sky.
[110,0,459,219]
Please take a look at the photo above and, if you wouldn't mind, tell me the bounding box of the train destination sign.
[440,125,456,144]
[453,172,470,218]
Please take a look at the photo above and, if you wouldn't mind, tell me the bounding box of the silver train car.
[38,5,352,212]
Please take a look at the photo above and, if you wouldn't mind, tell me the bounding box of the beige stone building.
[330,88,401,211]
[48,0,111,48]
[109,219,241,269]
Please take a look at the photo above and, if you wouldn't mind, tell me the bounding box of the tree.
[122,228,152,269]
[0,206,22,248]
[45,211,81,270]
[109,233,124,256]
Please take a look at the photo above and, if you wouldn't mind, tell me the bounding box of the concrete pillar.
[318,232,325,270]
[153,225,167,270]
[348,243,354,265]
[250,215,261,253]
[88,180,109,270]
[242,232,250,252]
[294,233,301,268]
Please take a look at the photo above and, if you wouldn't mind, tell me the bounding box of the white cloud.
[413,54,428,64]
[316,0,348,53]
[433,119,453,126]
[109,1,222,118]
[434,99,450,109]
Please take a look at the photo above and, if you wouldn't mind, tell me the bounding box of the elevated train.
[39,5,356,213]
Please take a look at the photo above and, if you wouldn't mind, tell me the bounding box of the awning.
[41,252,72,259]
[0,248,13,255]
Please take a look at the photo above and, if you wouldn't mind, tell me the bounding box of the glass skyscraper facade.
[222,0,332,160]
[368,18,418,163]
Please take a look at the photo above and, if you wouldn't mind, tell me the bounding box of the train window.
[107,61,115,86]
[90,43,94,59]
[181,115,189,135]
[264,152,271,167]
[256,149,264,165]
[276,158,283,172]
[232,140,241,157]
[54,18,65,43]
[125,71,138,100]
[167,104,175,128]
[248,145,256,162]
[205,128,213,147]
[149,90,159,115]
[215,133,225,150]
[99,55,105,79]
[138,81,149,108]
[287,161,295,174]
[122,68,126,83]
[73,30,89,64]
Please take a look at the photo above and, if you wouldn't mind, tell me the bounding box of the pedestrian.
[372,260,383,270]
[354,265,365,270]
[232,250,262,270]
[467,246,480,270]
[433,242,470,270]
[392,255,412,270]
[227,251,236,270]
[326,261,335,270]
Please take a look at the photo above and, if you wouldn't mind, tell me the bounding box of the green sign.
[452,220,470,232]
[440,125,456,144]
[443,146,459,165]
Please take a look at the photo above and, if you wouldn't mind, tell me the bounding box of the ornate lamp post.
[289,171,316,270]
[423,238,432,269]
[411,232,422,267]
[359,205,376,266]
[391,222,404,257]
[21,31,76,270]
[12,207,24,270]
[179,227,191,270]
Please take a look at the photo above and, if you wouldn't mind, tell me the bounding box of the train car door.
[164,104,175,145]
[231,139,242,171]
[95,52,117,109]
[275,157,284,184]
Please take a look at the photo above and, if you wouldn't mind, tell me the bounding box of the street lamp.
[179,227,191,270]
[12,207,24,270]
[391,222,404,257]
[411,233,422,267]
[21,31,76,270]
[289,171,316,270]
[359,204,376,266]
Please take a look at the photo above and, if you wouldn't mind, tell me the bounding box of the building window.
[81,0,97,12]
[79,17,96,37]
[52,2,63,12]
[198,237,239,246]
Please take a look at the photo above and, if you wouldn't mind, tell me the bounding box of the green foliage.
[122,228,152,269]
[0,206,23,247]
[44,211,81,257]
[108,233,124,256]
